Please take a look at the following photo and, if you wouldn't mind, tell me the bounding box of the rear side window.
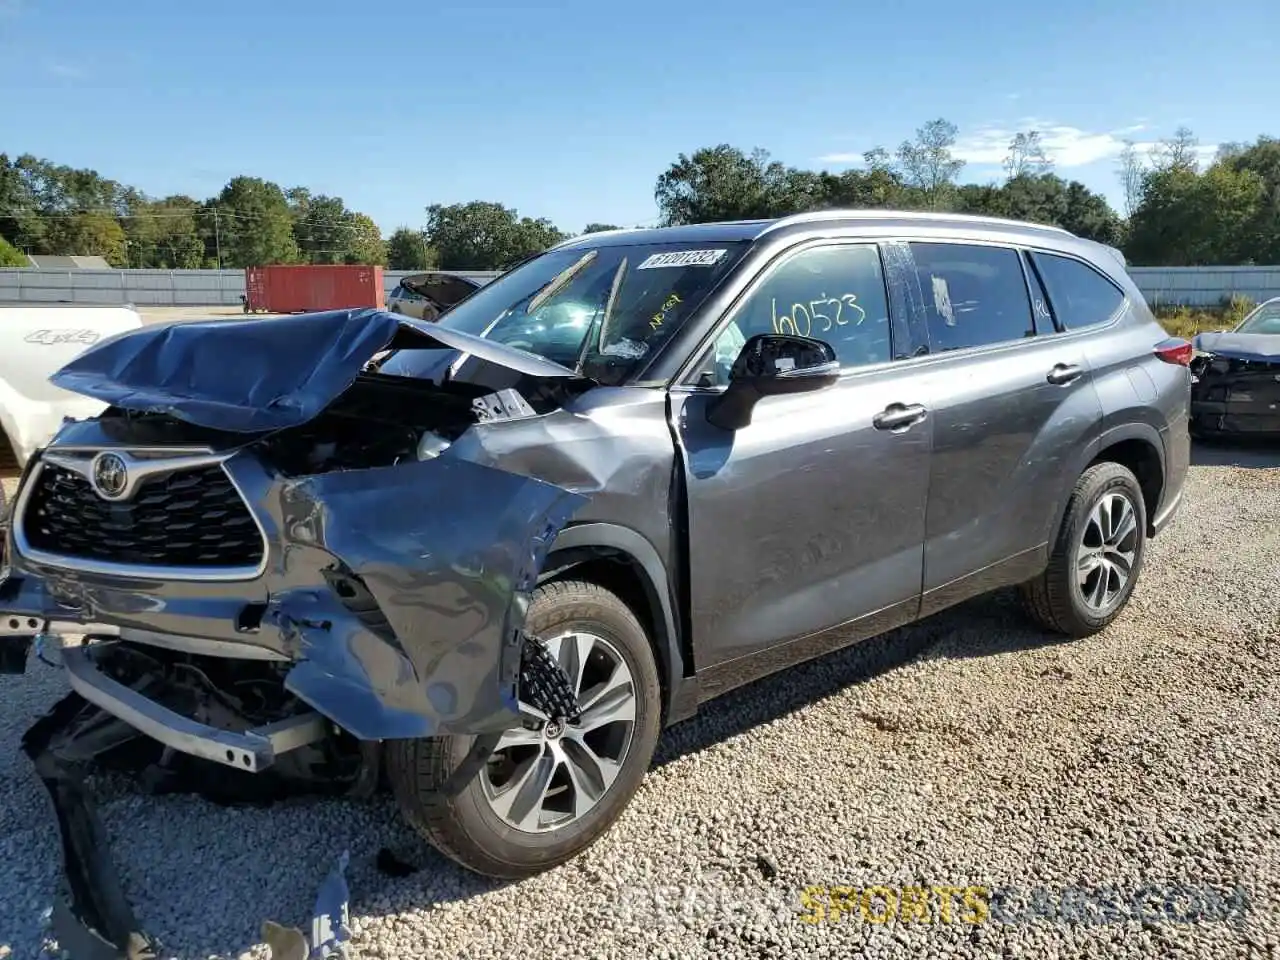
[1029,251,1126,330]
[908,242,1035,351]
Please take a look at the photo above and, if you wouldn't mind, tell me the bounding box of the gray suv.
[1,211,1190,937]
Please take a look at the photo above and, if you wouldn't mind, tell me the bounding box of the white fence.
[0,269,502,307]
[2,265,1279,309]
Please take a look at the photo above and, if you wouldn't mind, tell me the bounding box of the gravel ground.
[1,445,1278,959]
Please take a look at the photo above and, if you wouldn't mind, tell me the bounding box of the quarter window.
[706,244,892,384]
[1029,251,1126,330]
[909,242,1035,351]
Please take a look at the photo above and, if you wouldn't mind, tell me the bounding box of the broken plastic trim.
[22,692,161,960]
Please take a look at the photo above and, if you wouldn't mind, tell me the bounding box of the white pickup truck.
[0,305,145,515]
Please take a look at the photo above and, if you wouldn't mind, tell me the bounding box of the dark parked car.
[1190,295,1280,437]
[1,211,1190,949]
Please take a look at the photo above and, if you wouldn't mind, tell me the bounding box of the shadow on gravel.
[1191,438,1280,469]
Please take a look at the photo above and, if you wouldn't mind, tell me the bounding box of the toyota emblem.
[91,453,129,500]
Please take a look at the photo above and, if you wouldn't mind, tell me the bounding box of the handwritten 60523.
[771,294,867,337]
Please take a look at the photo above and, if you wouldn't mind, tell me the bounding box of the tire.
[385,579,662,879]
[1020,461,1148,638]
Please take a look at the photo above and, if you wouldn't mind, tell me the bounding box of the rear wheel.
[385,580,661,879]
[1020,461,1147,637]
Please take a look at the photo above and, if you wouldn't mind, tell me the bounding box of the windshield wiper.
[527,250,598,316]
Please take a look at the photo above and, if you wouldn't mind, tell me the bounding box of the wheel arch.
[540,522,691,725]
[1052,422,1165,544]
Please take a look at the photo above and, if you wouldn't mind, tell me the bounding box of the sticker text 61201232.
[771,294,867,337]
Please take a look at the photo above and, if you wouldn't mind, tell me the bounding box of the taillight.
[1154,338,1194,366]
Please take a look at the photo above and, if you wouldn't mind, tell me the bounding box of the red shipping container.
[244,265,385,314]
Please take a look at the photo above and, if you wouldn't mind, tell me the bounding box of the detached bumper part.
[23,692,161,960]
[61,644,327,773]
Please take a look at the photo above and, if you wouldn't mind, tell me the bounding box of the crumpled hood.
[1194,331,1280,363]
[49,308,581,433]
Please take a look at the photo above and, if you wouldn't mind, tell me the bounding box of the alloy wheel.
[481,630,637,833]
[1076,491,1140,613]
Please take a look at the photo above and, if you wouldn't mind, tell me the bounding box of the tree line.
[1,121,1277,272]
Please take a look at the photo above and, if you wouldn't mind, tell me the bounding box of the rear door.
[669,239,933,689]
[896,240,1104,616]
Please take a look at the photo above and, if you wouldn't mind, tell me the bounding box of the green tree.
[1125,163,1265,265]
[1004,131,1053,179]
[895,119,965,207]
[424,201,565,269]
[0,153,43,250]
[1060,180,1122,246]
[387,227,437,270]
[582,222,622,234]
[655,145,823,225]
[0,235,26,266]
[1218,136,1280,263]
[209,177,299,267]
[344,213,387,265]
[124,196,205,268]
[45,212,127,264]
[291,193,347,264]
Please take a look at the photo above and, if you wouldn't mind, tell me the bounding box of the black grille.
[23,462,264,569]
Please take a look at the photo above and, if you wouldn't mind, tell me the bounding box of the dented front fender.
[269,457,586,739]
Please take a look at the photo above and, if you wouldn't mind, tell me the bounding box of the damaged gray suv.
[1,211,1190,943]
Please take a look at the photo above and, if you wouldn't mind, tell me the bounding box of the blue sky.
[2,0,1276,234]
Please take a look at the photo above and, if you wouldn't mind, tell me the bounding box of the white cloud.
[818,120,1219,171]
[46,61,87,79]
[953,122,1143,167]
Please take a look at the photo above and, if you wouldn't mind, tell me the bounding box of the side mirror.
[706,333,840,431]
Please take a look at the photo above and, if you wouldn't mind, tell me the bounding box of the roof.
[25,254,114,269]
[551,210,1081,252]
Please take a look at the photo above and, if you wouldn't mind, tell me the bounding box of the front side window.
[380,241,748,385]
[909,242,1035,351]
[1029,251,1126,330]
[704,244,892,385]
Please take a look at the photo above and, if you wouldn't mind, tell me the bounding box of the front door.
[668,240,933,692]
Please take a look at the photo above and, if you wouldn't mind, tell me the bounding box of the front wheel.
[385,579,662,879]
[1020,461,1148,637]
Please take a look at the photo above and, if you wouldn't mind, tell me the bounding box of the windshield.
[1237,299,1280,335]
[379,240,748,384]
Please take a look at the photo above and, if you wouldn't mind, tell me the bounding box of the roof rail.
[759,209,1076,237]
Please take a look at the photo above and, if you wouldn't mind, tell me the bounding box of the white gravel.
[2,446,1279,959]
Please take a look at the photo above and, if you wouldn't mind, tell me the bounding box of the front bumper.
[3,438,586,742]
[1190,400,1280,437]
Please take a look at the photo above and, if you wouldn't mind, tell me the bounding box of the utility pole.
[213,206,222,269]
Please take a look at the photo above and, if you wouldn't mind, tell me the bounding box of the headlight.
[416,431,452,460]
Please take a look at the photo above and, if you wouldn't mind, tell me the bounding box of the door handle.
[1047,363,1083,385]
[873,403,928,431]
